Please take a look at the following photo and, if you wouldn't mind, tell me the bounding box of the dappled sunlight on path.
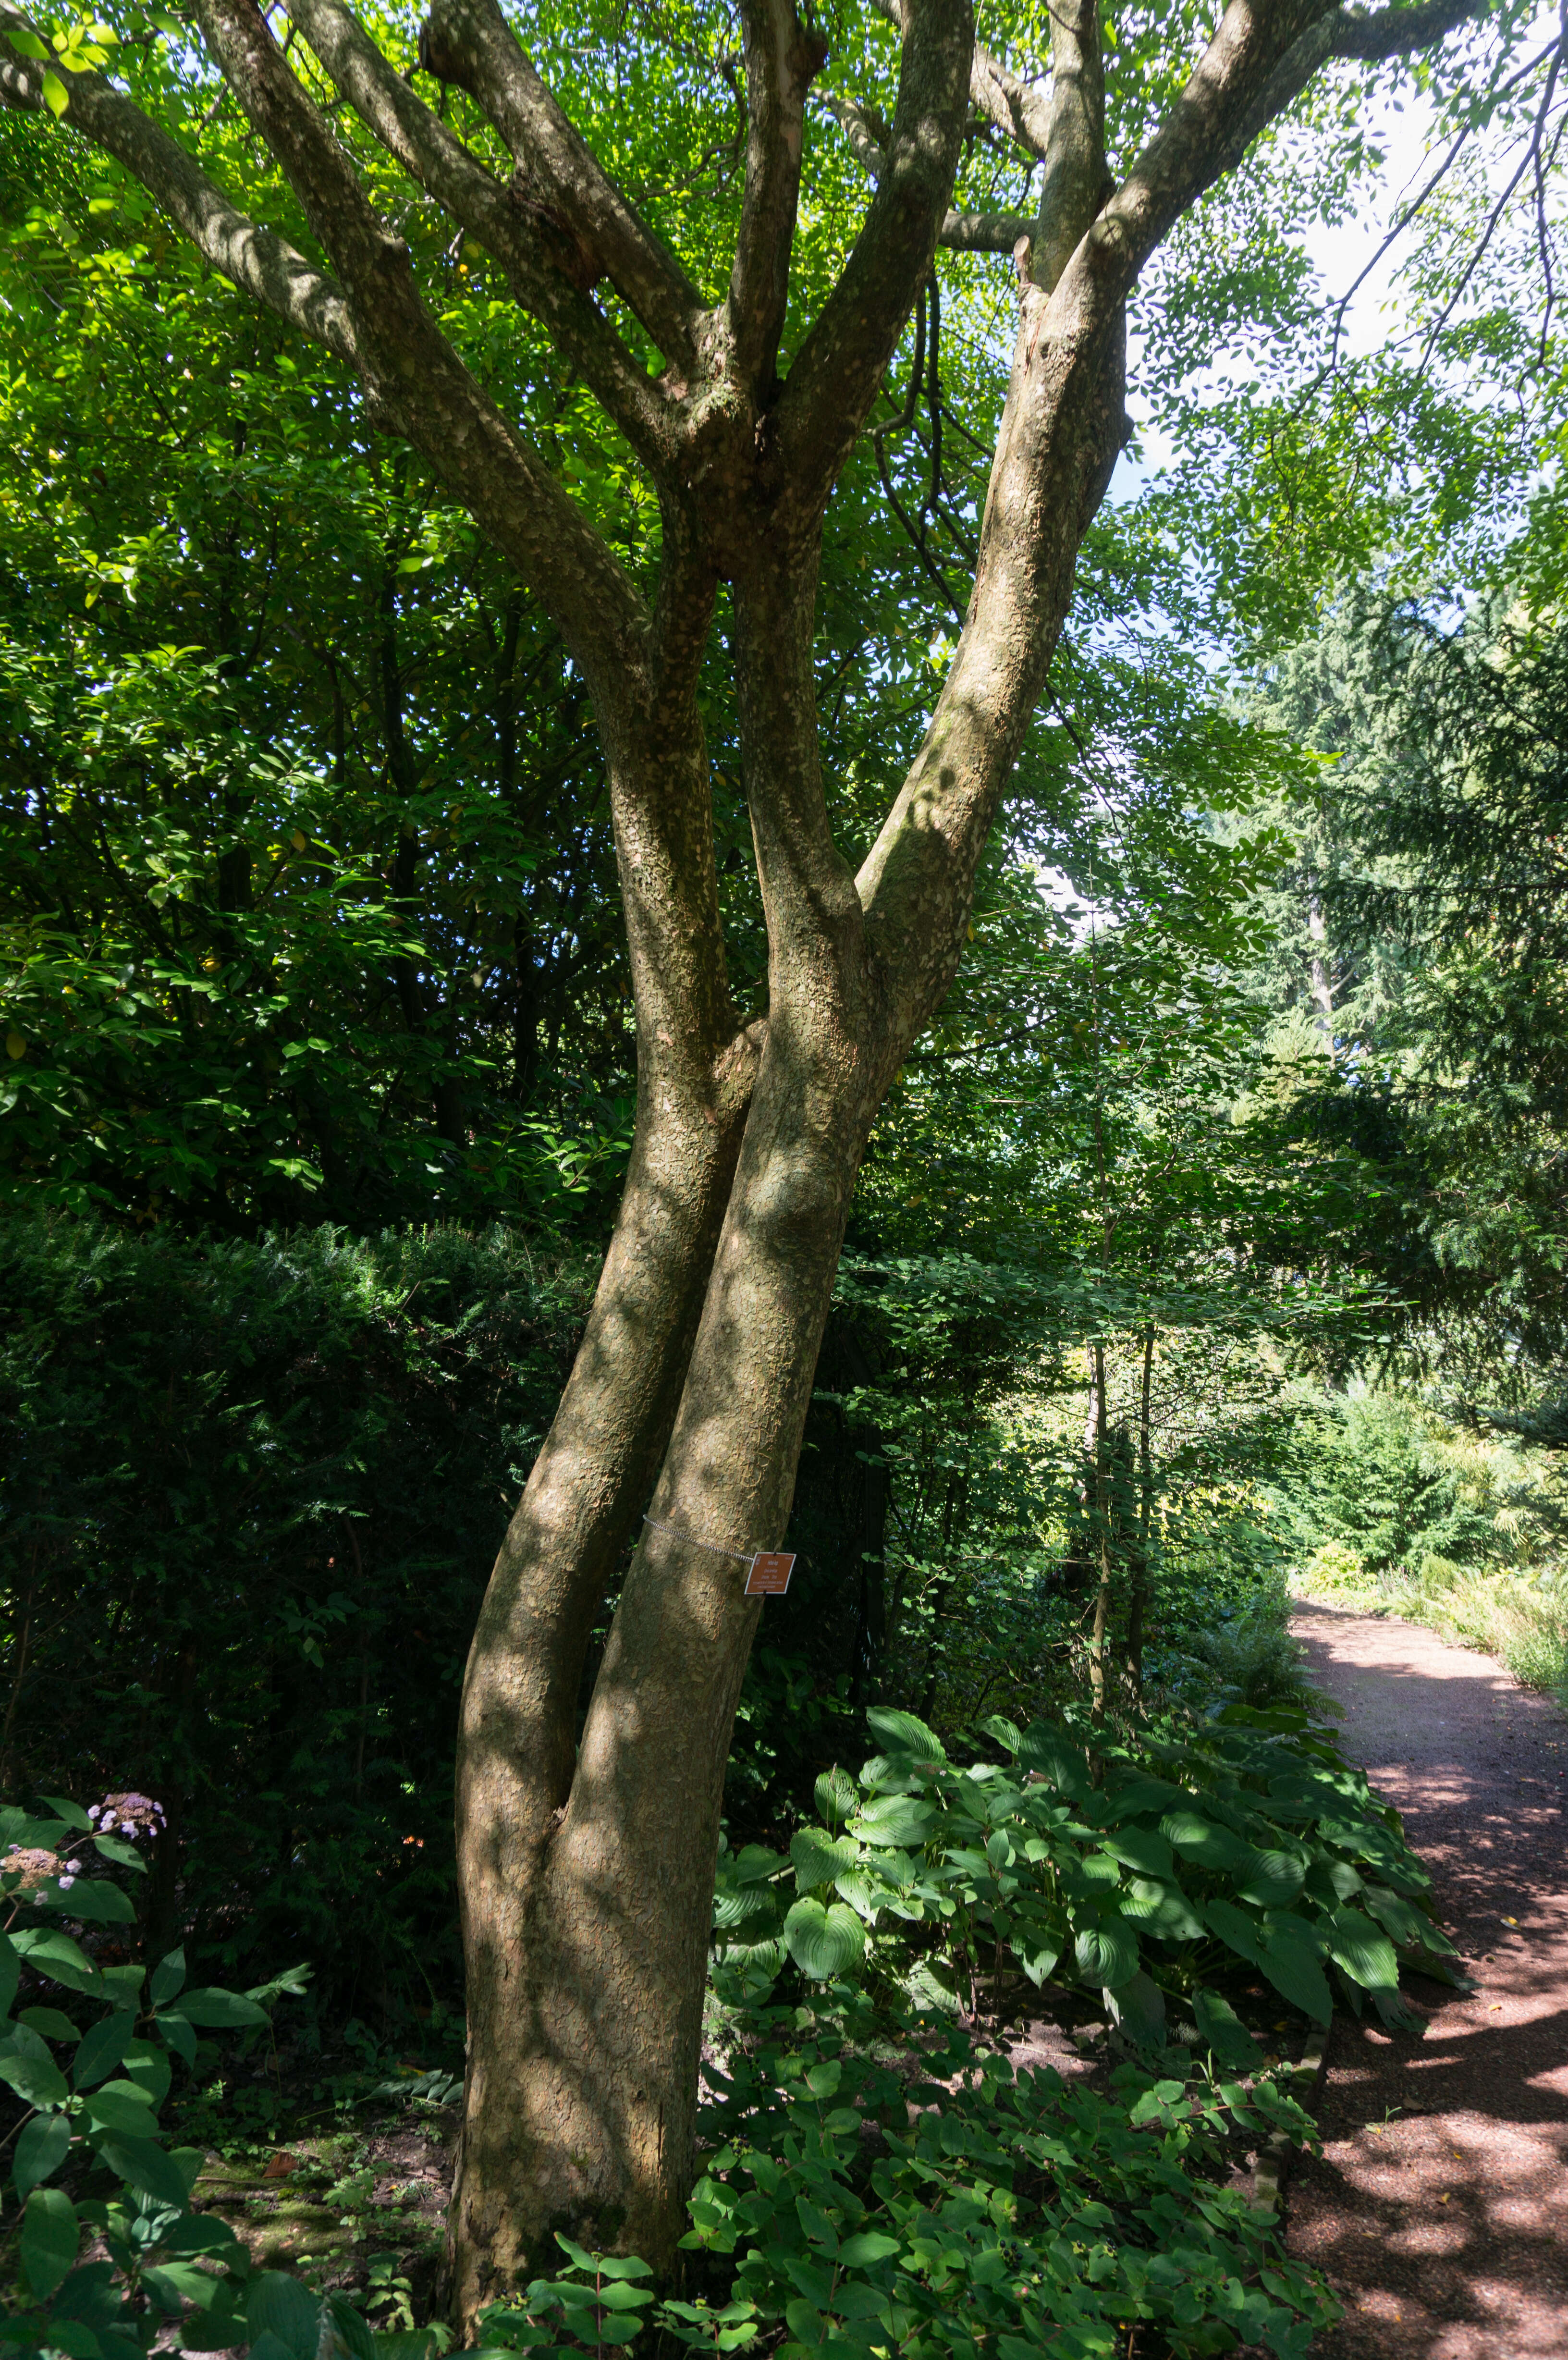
[1285,1599,1568,2358]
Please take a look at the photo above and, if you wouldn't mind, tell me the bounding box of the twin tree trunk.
[0,0,1483,2325]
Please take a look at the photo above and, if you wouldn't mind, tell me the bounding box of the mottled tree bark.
[0,0,1484,2318]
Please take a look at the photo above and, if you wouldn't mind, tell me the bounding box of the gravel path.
[1285,1598,1568,2360]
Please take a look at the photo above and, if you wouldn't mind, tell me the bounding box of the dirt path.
[1285,1598,1568,2359]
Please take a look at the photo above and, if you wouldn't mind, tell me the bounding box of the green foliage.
[0,1211,587,1996]
[712,1702,1455,2038]
[0,1806,308,2360]
[484,1989,1336,2360]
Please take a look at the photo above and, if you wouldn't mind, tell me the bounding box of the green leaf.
[95,2132,192,2209]
[327,2294,380,2360]
[172,1986,267,2028]
[789,1829,858,1892]
[40,1878,135,1926]
[119,2040,172,2108]
[1073,1918,1138,1989]
[1258,1926,1333,2025]
[12,1929,103,1996]
[1101,1827,1176,1881]
[1203,1898,1266,1969]
[19,2007,81,2043]
[245,2274,325,2360]
[864,1707,944,1762]
[74,2012,141,2090]
[39,1797,92,1833]
[1104,1968,1166,2047]
[86,2083,160,2137]
[0,2032,71,2109]
[851,1795,934,1849]
[92,1835,147,1874]
[1236,1850,1307,1908]
[41,67,68,113]
[155,2011,197,2065]
[148,1950,186,2008]
[1162,1812,1252,1873]
[21,2186,79,2300]
[1325,1908,1401,1993]
[783,1897,866,1979]
[1016,1724,1089,1795]
[7,28,49,57]
[812,1769,857,1827]
[0,1930,19,2016]
[1120,1877,1205,1942]
[1191,1987,1264,2069]
[15,2111,72,2202]
[836,2232,900,2267]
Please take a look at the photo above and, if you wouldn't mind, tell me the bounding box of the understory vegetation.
[3,0,1568,2351]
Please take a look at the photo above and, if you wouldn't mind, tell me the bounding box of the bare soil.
[1286,1597,1568,2359]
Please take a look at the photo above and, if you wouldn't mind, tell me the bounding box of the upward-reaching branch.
[182,0,649,691]
[284,0,678,475]
[0,8,356,358]
[858,0,1483,1030]
[726,0,829,388]
[774,0,973,513]
[416,0,704,368]
[1032,0,1107,290]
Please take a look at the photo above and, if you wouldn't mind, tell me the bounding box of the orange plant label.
[745,1552,796,1597]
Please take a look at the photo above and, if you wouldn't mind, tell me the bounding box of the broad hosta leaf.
[1102,1775,1184,1822]
[1105,1969,1166,2047]
[1016,1725,1089,1796]
[1191,1987,1264,2069]
[1236,1849,1307,1908]
[727,1844,786,1886]
[1162,1812,1251,1873]
[853,1794,934,1849]
[1325,1909,1401,1993]
[1101,1826,1176,1881]
[1073,1918,1138,1990]
[1363,1883,1454,1953]
[711,1889,780,1938]
[784,1898,866,1980]
[0,1932,19,2017]
[1120,1877,1205,1942]
[14,2112,71,2203]
[1258,1920,1333,2024]
[1202,1898,1266,1969]
[813,1768,857,1827]
[789,1828,858,1892]
[20,2187,78,2300]
[864,1707,945,1762]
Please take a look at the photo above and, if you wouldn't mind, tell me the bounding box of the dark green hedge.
[1,1216,588,2008]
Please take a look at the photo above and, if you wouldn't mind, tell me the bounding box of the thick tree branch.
[774,0,973,511]
[284,0,675,474]
[1032,0,1107,290]
[0,12,356,360]
[871,0,1052,155]
[727,0,829,388]
[417,0,703,367]
[186,0,647,693]
[820,93,1032,251]
[858,0,1481,1031]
